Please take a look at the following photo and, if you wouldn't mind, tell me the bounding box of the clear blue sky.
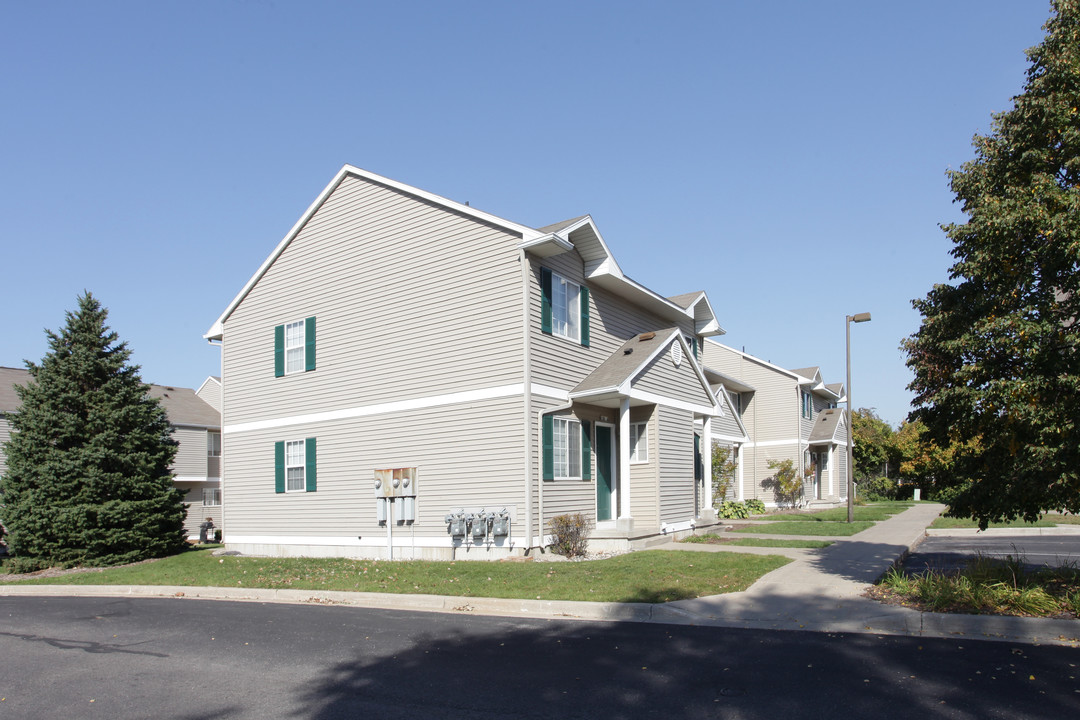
[0,1,1052,427]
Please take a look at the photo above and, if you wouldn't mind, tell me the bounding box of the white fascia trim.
[531,383,570,401]
[629,388,720,417]
[173,476,221,483]
[517,233,574,254]
[224,383,525,435]
[206,165,543,339]
[712,433,750,443]
[703,339,803,381]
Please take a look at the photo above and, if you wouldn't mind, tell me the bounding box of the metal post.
[846,312,871,523]
[846,317,854,524]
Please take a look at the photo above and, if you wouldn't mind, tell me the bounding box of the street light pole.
[846,312,871,523]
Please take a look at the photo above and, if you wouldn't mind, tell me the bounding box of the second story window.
[285,320,305,373]
[801,391,813,419]
[540,267,590,347]
[552,274,580,341]
[274,317,316,377]
[207,431,221,457]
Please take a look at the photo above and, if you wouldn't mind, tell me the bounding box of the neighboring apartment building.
[206,165,727,560]
[701,341,848,507]
[0,367,222,540]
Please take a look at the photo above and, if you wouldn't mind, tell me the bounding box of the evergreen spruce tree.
[1,292,186,570]
[903,1,1080,527]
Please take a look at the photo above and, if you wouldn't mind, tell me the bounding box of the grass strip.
[929,513,1080,529]
[732,521,873,536]
[872,556,1080,618]
[1,548,791,603]
[681,535,833,549]
[754,504,912,523]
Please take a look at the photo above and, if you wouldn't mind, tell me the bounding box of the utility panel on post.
[374,467,418,498]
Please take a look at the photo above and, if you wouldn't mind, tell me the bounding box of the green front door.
[596,425,614,521]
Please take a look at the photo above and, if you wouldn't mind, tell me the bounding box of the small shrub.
[745,499,766,515]
[712,442,739,501]
[718,501,749,519]
[860,475,896,501]
[549,513,590,558]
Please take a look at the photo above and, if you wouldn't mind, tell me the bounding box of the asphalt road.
[905,535,1080,575]
[1,596,1078,719]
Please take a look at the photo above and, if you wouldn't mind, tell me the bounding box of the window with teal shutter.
[542,414,554,481]
[275,317,317,376]
[580,286,590,348]
[541,267,589,347]
[276,438,317,492]
[274,326,285,378]
[274,441,285,493]
[541,268,553,335]
[581,420,592,480]
[305,437,317,492]
[304,317,316,371]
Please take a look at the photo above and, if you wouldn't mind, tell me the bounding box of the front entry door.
[596,424,615,521]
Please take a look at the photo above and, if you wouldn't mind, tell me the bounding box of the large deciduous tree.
[1,293,186,570]
[903,0,1080,527]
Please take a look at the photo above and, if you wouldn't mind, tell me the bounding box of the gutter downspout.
[520,248,534,553]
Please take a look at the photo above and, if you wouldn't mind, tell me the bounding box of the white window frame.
[629,422,649,464]
[284,320,306,375]
[207,431,221,458]
[285,439,306,492]
[202,488,221,506]
[553,417,582,479]
[801,391,812,419]
[551,272,581,342]
[729,390,741,414]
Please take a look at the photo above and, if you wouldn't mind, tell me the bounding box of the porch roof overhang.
[569,329,722,416]
[808,407,846,445]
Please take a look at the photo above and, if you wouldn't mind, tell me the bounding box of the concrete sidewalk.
[2,503,1078,646]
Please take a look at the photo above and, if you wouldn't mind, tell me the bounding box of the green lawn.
[754,503,913,524]
[680,535,833,549]
[1,547,791,603]
[732,521,874,536]
[930,512,1080,529]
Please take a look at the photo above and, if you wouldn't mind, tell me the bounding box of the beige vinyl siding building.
[701,341,848,508]
[0,368,222,539]
[208,166,726,559]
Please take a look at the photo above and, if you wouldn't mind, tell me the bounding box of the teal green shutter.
[304,317,316,372]
[542,414,554,480]
[305,437,317,492]
[274,441,285,493]
[274,325,285,378]
[691,336,698,359]
[579,286,590,347]
[540,267,553,334]
[581,421,592,480]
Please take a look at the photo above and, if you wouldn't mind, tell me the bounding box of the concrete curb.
[926,526,1080,536]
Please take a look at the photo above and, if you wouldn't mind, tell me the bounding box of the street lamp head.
[849,312,871,323]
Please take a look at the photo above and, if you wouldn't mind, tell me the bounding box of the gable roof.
[0,366,219,428]
[0,367,29,413]
[808,407,846,444]
[207,166,723,339]
[571,329,719,414]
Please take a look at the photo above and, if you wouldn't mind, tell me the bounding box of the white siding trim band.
[224,384,527,435]
[744,438,802,448]
[228,534,492,549]
[174,476,221,483]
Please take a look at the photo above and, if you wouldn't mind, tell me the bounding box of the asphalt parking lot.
[903,534,1080,574]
